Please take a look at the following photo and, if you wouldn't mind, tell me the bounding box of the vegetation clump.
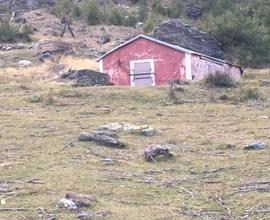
[203,72,236,88]
[236,87,263,102]
[0,20,32,42]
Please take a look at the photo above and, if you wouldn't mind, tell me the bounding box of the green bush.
[143,12,164,33]
[237,87,263,102]
[203,72,236,88]
[199,0,270,68]
[0,20,31,42]
[82,0,101,25]
[167,0,184,18]
[52,0,75,18]
[107,7,125,26]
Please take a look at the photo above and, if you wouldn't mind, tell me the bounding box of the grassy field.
[0,70,270,219]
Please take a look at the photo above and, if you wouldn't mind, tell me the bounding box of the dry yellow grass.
[0,56,99,83]
[60,56,99,71]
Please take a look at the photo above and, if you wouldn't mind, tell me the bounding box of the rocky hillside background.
[0,0,269,68]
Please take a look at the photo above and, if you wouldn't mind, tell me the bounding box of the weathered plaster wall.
[102,38,186,86]
[191,55,242,80]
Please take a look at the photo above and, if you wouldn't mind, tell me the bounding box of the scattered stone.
[59,198,78,210]
[153,19,223,59]
[59,192,97,210]
[144,146,173,162]
[29,95,43,103]
[98,122,156,137]
[100,158,115,165]
[244,141,268,150]
[140,128,156,137]
[36,40,73,61]
[186,5,202,19]
[78,210,111,219]
[98,35,111,45]
[135,22,144,29]
[60,69,110,86]
[18,60,32,67]
[79,132,125,148]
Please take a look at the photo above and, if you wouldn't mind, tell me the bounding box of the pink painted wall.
[102,38,186,86]
[191,55,242,80]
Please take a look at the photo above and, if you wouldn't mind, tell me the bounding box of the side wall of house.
[102,38,186,86]
[191,55,242,80]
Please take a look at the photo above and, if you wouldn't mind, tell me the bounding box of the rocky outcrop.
[60,69,111,86]
[36,40,73,61]
[153,19,223,59]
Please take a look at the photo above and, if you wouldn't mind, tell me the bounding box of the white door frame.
[130,59,155,86]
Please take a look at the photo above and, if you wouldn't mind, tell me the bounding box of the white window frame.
[130,59,155,86]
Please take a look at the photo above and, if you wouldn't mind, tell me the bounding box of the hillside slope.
[0,73,270,219]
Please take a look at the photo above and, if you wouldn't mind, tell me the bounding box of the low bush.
[237,87,263,102]
[203,72,236,88]
[0,20,31,42]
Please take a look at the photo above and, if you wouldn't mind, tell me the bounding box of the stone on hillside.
[144,146,173,162]
[78,210,111,220]
[18,60,32,67]
[98,122,156,137]
[79,132,125,148]
[59,192,97,210]
[244,141,268,150]
[60,69,110,86]
[36,40,73,61]
[153,19,223,59]
[186,5,202,19]
[98,35,111,45]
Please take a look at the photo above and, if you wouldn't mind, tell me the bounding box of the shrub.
[52,0,75,18]
[199,0,270,68]
[107,7,125,26]
[82,0,101,25]
[143,12,164,33]
[219,94,230,101]
[0,20,31,42]
[167,0,184,18]
[237,87,263,102]
[203,72,236,88]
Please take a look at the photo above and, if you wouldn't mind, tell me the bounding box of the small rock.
[18,60,32,67]
[59,192,97,210]
[59,198,78,209]
[144,146,173,162]
[98,35,111,45]
[29,95,43,103]
[79,132,125,148]
[101,158,115,165]
[244,141,268,150]
[140,128,156,137]
[98,122,156,137]
[78,210,111,219]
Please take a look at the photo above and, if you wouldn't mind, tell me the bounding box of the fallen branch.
[0,208,30,211]
[214,193,232,217]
